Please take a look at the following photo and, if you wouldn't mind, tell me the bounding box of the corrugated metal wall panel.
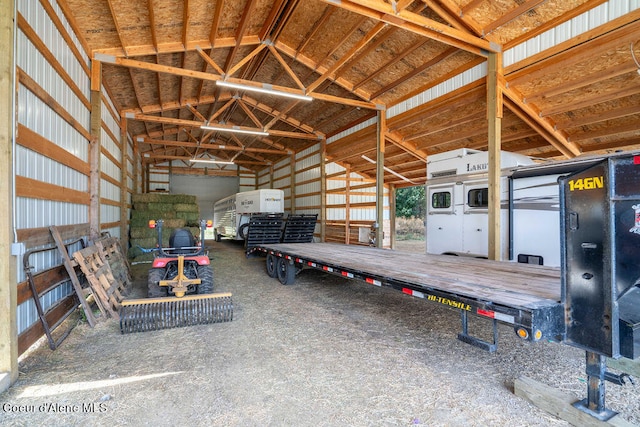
[15,198,88,231]
[15,0,129,337]
[504,1,640,67]
[387,64,486,119]
[100,179,120,202]
[101,204,121,225]
[17,87,88,161]
[327,117,376,144]
[15,145,87,192]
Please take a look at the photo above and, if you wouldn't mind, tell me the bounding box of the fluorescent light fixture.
[216,80,313,102]
[189,158,235,165]
[200,124,269,136]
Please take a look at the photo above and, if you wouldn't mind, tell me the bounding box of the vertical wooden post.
[0,0,17,390]
[290,153,296,214]
[320,139,327,242]
[144,163,150,193]
[345,166,351,244]
[269,165,274,189]
[487,52,503,261]
[89,59,102,241]
[132,129,139,194]
[120,118,128,245]
[376,110,386,248]
[389,184,396,250]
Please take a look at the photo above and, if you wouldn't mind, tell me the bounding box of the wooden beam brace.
[320,0,498,56]
[502,88,581,158]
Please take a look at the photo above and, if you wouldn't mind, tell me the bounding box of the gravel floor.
[1,239,638,426]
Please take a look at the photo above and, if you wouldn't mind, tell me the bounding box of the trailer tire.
[148,268,168,298]
[276,257,296,285]
[196,265,214,294]
[266,254,278,278]
[238,223,250,240]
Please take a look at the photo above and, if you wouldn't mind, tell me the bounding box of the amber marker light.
[517,328,529,339]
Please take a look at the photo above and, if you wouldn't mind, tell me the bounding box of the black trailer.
[254,152,640,422]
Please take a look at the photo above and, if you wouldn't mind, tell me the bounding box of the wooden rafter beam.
[308,22,387,93]
[267,44,305,90]
[241,95,320,135]
[423,0,482,34]
[503,0,609,50]
[97,55,379,110]
[385,131,428,163]
[195,46,225,75]
[540,84,640,118]
[506,16,640,84]
[147,0,158,52]
[93,36,261,58]
[387,81,485,130]
[182,0,190,49]
[523,63,637,104]
[404,110,485,141]
[320,0,498,56]
[482,0,546,35]
[237,99,264,128]
[503,91,581,158]
[139,138,289,155]
[296,5,333,54]
[555,104,640,130]
[126,112,319,141]
[259,0,294,41]
[226,43,267,77]
[224,0,257,72]
[209,0,224,46]
[145,153,268,165]
[369,46,460,99]
[353,36,423,91]
[334,25,401,83]
[106,0,128,56]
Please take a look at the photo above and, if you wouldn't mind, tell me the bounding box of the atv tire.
[147,268,168,298]
[196,265,214,294]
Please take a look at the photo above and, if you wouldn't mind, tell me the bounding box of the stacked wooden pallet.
[72,235,131,321]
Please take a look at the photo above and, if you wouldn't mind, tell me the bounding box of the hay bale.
[128,193,201,261]
[174,203,199,212]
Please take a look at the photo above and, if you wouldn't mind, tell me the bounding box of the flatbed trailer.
[254,242,564,351]
[254,153,640,422]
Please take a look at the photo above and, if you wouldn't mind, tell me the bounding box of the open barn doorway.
[394,185,426,254]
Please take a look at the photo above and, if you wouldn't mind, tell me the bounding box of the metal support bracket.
[457,310,498,352]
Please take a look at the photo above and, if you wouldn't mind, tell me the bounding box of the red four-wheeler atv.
[147,219,214,298]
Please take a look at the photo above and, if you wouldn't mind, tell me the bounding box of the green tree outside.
[395,185,425,218]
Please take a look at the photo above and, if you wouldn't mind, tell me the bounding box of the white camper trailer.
[425,148,606,267]
[213,189,285,241]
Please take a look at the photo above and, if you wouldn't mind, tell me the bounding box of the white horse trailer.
[425,148,606,267]
[213,189,284,241]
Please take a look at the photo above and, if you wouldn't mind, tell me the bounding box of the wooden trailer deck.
[255,242,565,350]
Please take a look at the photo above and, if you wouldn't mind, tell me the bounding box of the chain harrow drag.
[119,293,233,333]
